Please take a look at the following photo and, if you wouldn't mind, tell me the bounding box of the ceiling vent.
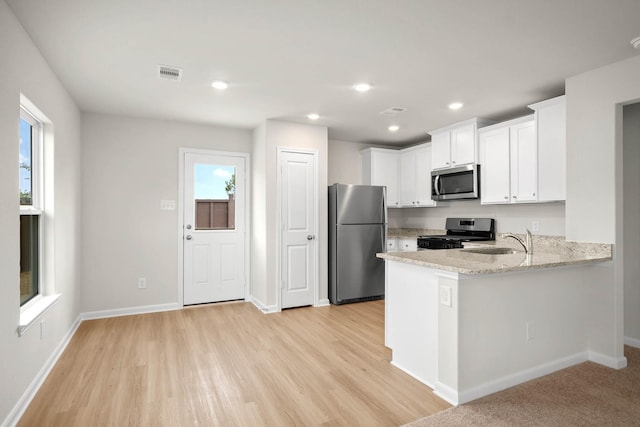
[380,107,407,117]
[157,65,183,82]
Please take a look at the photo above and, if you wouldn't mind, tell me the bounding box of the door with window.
[183,151,246,305]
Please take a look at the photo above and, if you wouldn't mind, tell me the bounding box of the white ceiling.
[7,0,640,146]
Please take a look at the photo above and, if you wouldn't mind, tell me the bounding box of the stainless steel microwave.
[431,164,480,201]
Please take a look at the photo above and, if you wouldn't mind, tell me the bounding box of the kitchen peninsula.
[378,237,613,405]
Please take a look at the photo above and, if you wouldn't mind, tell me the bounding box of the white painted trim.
[276,147,320,311]
[81,303,180,321]
[2,315,82,427]
[456,352,589,405]
[18,294,61,336]
[315,298,330,307]
[434,381,459,406]
[249,296,280,314]
[624,336,640,349]
[177,148,251,308]
[588,351,627,369]
[390,361,435,389]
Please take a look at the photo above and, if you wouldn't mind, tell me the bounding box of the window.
[19,107,43,307]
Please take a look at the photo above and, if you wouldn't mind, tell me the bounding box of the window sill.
[18,294,61,337]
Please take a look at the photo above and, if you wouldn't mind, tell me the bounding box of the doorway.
[180,149,249,305]
[278,148,318,309]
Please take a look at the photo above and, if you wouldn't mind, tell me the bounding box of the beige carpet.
[405,346,640,426]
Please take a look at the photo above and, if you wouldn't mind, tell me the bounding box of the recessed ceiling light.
[448,102,464,110]
[353,82,372,92]
[307,113,320,120]
[211,80,229,90]
[632,36,640,49]
[388,125,400,132]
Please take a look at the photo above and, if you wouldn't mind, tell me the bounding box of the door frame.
[276,147,319,311]
[178,147,251,307]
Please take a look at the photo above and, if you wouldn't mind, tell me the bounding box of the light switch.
[439,285,452,307]
[160,200,176,210]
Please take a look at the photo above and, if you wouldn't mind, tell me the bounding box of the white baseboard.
[315,298,330,307]
[390,361,435,390]
[457,352,589,405]
[434,381,459,406]
[81,303,180,320]
[624,336,640,349]
[2,315,82,427]
[589,351,627,369]
[249,296,280,314]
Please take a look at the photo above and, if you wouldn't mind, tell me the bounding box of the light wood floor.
[19,300,449,426]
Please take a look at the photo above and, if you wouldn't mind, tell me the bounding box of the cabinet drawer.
[387,238,398,251]
[398,238,417,251]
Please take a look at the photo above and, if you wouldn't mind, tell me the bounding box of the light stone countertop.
[377,236,612,275]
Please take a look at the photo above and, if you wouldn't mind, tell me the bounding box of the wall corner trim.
[2,315,82,427]
[249,296,280,314]
[624,336,640,349]
[588,351,627,369]
[315,299,330,307]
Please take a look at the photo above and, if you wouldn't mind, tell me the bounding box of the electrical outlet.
[526,322,535,340]
[439,285,452,307]
[532,221,540,233]
[138,277,147,289]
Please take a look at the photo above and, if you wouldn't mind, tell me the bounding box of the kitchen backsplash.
[392,199,566,236]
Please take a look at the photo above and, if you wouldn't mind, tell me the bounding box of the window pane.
[194,164,236,230]
[20,215,39,305]
[19,118,33,206]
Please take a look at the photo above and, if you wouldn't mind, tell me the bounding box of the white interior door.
[183,152,246,305]
[280,150,316,309]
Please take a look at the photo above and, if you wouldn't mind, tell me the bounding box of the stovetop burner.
[416,218,496,250]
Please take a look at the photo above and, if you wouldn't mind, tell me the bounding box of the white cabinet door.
[529,96,566,202]
[510,121,537,203]
[362,148,400,207]
[451,123,475,166]
[480,127,511,204]
[431,132,451,170]
[480,118,537,205]
[414,146,434,206]
[399,150,417,207]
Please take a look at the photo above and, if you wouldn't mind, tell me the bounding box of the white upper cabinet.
[429,118,494,170]
[480,116,537,204]
[528,95,566,202]
[361,148,400,207]
[399,143,435,207]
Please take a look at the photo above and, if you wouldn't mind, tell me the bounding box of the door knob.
[307,235,315,240]
[186,235,192,240]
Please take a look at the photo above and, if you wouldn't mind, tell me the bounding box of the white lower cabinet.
[398,238,417,251]
[387,237,417,252]
[480,116,537,204]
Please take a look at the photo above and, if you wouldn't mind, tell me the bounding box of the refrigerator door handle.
[382,188,387,224]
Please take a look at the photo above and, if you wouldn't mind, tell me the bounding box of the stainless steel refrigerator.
[329,184,387,304]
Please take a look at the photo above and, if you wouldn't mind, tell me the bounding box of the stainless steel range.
[417,218,495,250]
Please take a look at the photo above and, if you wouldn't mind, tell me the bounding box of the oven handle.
[434,175,441,196]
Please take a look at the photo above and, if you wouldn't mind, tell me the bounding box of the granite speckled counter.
[378,235,612,275]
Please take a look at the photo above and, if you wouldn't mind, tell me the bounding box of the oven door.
[431,164,479,200]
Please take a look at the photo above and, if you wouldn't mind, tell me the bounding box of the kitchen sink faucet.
[503,228,533,254]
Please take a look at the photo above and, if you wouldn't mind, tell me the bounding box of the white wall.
[81,113,251,312]
[398,201,566,235]
[251,120,328,310]
[624,102,640,345]
[328,139,370,185]
[0,3,82,423]
[565,54,640,362]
